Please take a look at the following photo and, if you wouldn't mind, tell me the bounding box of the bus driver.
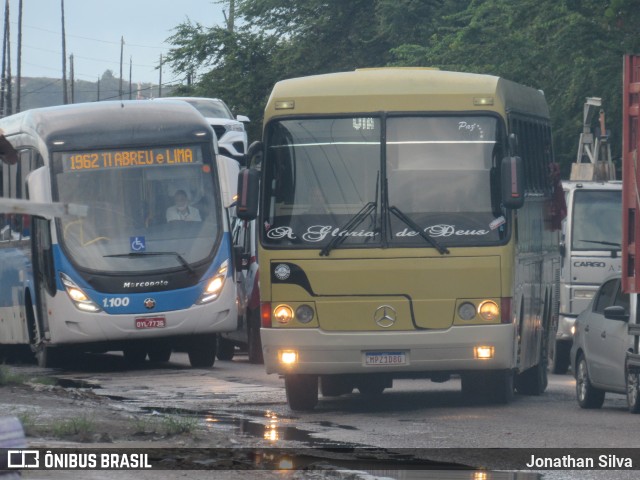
[166,189,201,222]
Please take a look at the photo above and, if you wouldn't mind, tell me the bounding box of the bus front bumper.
[261,324,516,375]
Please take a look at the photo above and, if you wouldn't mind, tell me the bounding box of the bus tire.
[216,336,235,361]
[123,346,147,365]
[320,375,354,397]
[188,335,217,368]
[247,311,264,365]
[285,374,318,411]
[625,359,640,414]
[461,370,514,404]
[147,342,172,363]
[356,376,390,396]
[34,344,63,369]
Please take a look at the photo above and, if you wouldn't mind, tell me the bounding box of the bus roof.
[0,100,214,150]
[266,68,550,119]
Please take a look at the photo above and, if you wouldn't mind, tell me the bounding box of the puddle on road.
[140,405,357,447]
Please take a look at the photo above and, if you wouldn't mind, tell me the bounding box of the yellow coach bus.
[237,67,561,410]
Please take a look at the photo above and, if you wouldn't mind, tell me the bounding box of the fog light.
[279,350,298,365]
[474,345,494,359]
[571,325,576,336]
[274,305,294,324]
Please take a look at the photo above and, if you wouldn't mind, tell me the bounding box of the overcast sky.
[5,0,226,85]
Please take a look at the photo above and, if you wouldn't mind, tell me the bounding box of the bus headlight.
[478,300,499,321]
[197,261,228,304]
[60,273,102,313]
[295,304,314,323]
[274,305,294,324]
[458,302,476,320]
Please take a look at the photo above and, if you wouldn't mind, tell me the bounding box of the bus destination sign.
[61,146,202,172]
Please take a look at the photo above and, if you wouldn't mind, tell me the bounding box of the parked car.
[157,97,249,162]
[216,216,263,364]
[570,272,640,412]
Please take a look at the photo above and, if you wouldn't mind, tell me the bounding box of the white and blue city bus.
[0,100,238,368]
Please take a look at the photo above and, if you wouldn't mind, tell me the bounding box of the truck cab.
[552,180,622,373]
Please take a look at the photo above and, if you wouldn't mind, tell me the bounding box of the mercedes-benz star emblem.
[144,298,156,310]
[374,305,397,328]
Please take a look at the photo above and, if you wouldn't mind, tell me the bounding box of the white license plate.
[135,316,166,329]
[364,351,406,366]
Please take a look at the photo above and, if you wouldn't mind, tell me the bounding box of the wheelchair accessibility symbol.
[130,236,146,252]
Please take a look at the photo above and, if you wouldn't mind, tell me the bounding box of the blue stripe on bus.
[52,233,232,315]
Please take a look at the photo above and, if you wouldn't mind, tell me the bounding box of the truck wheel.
[285,374,318,411]
[549,340,570,374]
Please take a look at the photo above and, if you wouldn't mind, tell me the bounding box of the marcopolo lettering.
[573,261,606,268]
[123,280,169,288]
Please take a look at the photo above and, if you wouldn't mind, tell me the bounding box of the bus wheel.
[123,346,147,365]
[356,376,390,396]
[147,342,172,363]
[285,374,318,411]
[320,375,354,397]
[216,336,236,361]
[461,370,514,404]
[34,344,63,368]
[188,335,217,368]
[247,311,264,365]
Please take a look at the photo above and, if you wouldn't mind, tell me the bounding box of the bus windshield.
[571,189,622,251]
[53,144,221,273]
[262,115,504,249]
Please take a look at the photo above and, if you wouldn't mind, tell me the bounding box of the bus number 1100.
[103,297,130,308]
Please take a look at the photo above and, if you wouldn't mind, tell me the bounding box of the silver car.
[570,272,640,412]
[158,97,250,162]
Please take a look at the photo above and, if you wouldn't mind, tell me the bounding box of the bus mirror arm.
[500,156,525,210]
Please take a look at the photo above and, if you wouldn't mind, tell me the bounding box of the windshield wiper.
[579,240,621,248]
[389,206,450,255]
[104,251,196,275]
[320,201,377,257]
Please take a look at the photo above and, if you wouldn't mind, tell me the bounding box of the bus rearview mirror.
[501,156,524,209]
[236,168,260,220]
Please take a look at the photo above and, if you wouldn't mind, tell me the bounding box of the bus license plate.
[135,317,166,329]
[364,351,406,366]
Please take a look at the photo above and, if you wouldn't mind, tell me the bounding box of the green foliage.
[165,0,640,175]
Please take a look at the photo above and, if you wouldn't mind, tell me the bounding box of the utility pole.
[128,56,132,100]
[69,54,74,104]
[97,77,100,101]
[222,0,235,32]
[61,0,68,104]
[16,0,22,112]
[5,1,11,117]
[119,36,124,100]
[158,54,162,98]
[1,0,8,116]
